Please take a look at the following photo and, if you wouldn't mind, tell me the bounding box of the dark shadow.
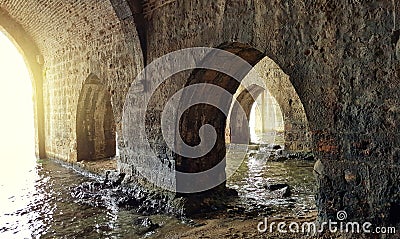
[76,74,116,161]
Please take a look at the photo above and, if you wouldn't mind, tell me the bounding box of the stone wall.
[144,0,400,226]
[1,0,400,229]
[0,0,143,162]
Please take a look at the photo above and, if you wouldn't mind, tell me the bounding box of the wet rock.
[234,206,245,213]
[194,222,207,227]
[271,156,288,162]
[103,171,111,187]
[248,152,257,158]
[226,188,239,196]
[103,171,126,188]
[272,144,282,150]
[71,178,180,216]
[313,159,324,177]
[94,223,113,232]
[266,184,291,198]
[279,187,291,198]
[182,219,206,227]
[287,153,299,159]
[301,152,315,161]
[275,149,284,155]
[115,195,140,208]
[70,183,106,208]
[226,206,246,215]
[244,210,259,217]
[133,217,160,235]
[113,173,126,186]
[266,183,290,191]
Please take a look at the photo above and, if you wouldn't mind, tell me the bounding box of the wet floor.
[0,157,181,239]
[226,145,316,216]
[0,146,315,238]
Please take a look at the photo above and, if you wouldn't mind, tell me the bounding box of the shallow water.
[226,145,316,216]
[0,157,180,239]
[250,132,285,145]
[0,148,315,238]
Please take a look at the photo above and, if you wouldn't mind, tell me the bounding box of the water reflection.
[0,148,315,238]
[0,158,175,238]
[250,132,285,146]
[226,146,316,216]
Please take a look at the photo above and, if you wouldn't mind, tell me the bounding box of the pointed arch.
[76,74,116,161]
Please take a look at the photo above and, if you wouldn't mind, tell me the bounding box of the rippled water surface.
[0,146,315,238]
[0,156,182,239]
[226,144,316,216]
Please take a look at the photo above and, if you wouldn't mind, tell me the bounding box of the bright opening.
[249,90,284,145]
[0,31,38,236]
[0,31,35,158]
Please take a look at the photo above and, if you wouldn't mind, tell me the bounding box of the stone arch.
[226,84,264,144]
[176,42,311,192]
[228,56,311,151]
[0,9,45,158]
[175,42,265,191]
[235,84,265,120]
[76,74,116,161]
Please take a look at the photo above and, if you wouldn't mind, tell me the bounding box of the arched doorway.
[0,30,43,238]
[249,90,285,145]
[176,42,313,196]
[223,51,315,214]
[76,74,116,161]
[0,10,45,159]
[0,31,35,158]
[122,42,313,199]
[226,86,286,147]
[175,43,265,193]
[227,55,311,152]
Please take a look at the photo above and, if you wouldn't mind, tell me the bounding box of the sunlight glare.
[0,31,35,160]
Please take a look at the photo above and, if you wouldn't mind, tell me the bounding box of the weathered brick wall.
[143,0,400,226]
[2,0,400,228]
[0,0,143,162]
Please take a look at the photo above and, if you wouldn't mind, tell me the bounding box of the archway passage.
[220,50,316,217]
[249,90,284,145]
[0,10,45,159]
[0,31,35,158]
[176,43,265,192]
[227,85,285,146]
[177,42,311,194]
[76,75,116,161]
[227,56,311,152]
